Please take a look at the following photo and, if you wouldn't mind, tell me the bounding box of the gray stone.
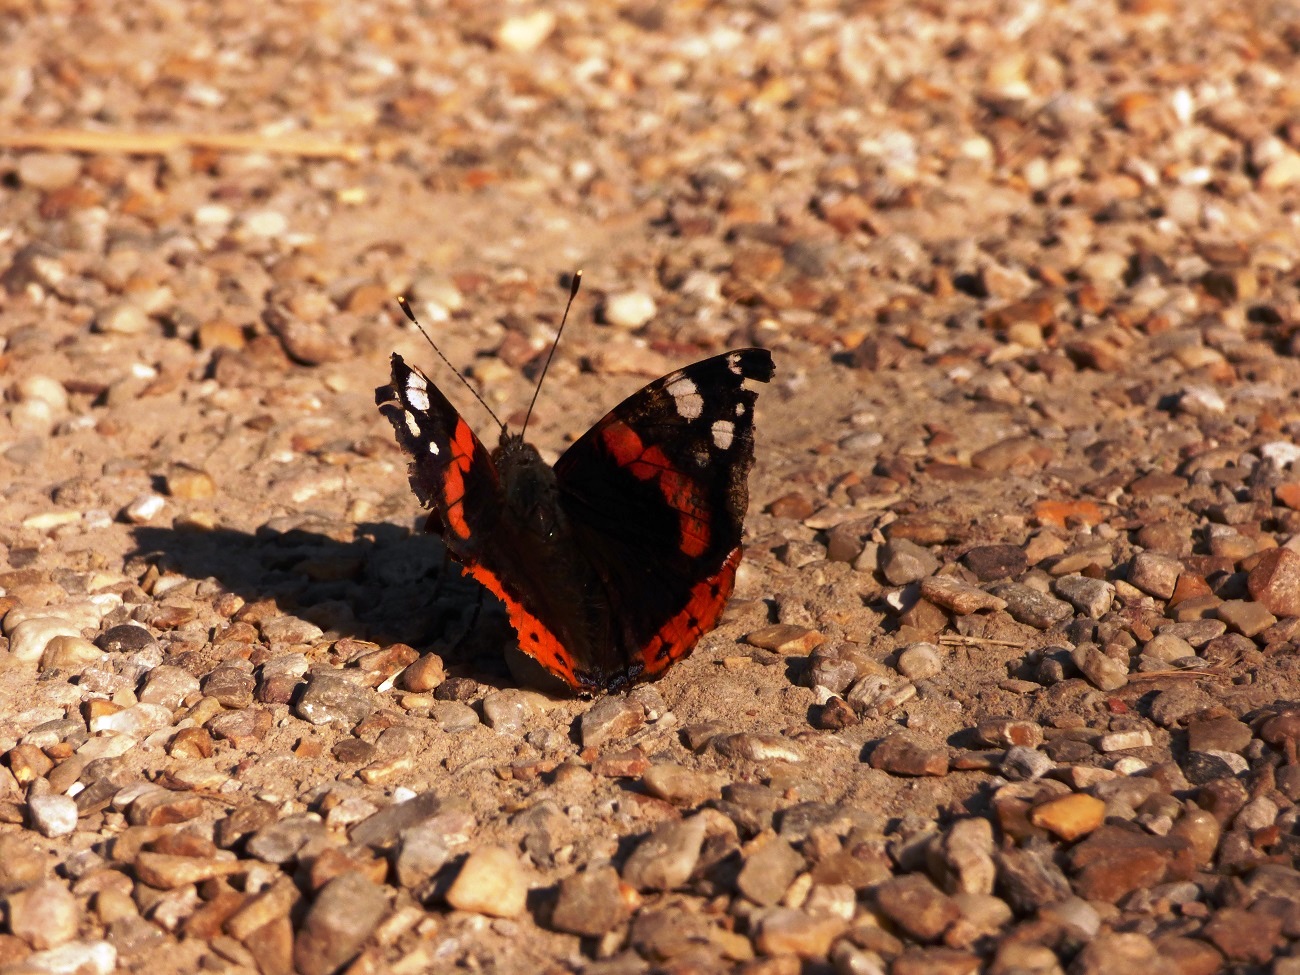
[896,642,942,681]
[395,823,450,889]
[931,817,995,896]
[293,872,389,975]
[999,746,1054,781]
[137,665,200,709]
[7,880,78,949]
[295,673,375,727]
[1187,714,1252,753]
[351,790,444,849]
[995,844,1072,914]
[992,583,1074,629]
[736,835,805,906]
[873,873,960,942]
[480,690,532,734]
[621,814,707,892]
[962,544,1027,581]
[1128,552,1182,600]
[28,794,78,837]
[880,537,940,585]
[259,616,324,644]
[246,813,327,864]
[1071,643,1129,690]
[202,667,256,708]
[549,865,628,936]
[1053,575,1115,617]
[431,701,479,732]
[580,696,646,749]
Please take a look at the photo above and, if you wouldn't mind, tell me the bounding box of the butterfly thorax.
[493,433,565,542]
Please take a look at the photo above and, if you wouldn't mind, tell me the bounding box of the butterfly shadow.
[125,522,522,686]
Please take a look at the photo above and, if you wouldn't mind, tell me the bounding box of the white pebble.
[13,375,69,414]
[9,399,56,434]
[495,10,556,53]
[89,703,173,737]
[603,291,657,329]
[23,940,117,975]
[193,203,234,228]
[239,210,289,239]
[94,301,150,336]
[8,618,83,664]
[1259,441,1300,468]
[28,794,78,837]
[896,642,942,681]
[17,153,82,191]
[121,494,166,524]
[1098,730,1153,752]
[1177,386,1226,417]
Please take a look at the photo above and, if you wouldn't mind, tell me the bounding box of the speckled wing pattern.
[376,353,503,555]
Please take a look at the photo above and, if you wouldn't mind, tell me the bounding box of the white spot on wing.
[712,419,734,450]
[405,375,430,411]
[735,403,746,417]
[727,352,743,375]
[403,412,421,437]
[428,440,440,455]
[667,376,703,420]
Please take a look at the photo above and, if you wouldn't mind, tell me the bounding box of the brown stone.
[1029,794,1105,842]
[869,733,949,776]
[1200,907,1284,964]
[1247,548,1300,616]
[873,874,960,942]
[743,624,824,655]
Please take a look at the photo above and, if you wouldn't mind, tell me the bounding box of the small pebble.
[621,815,707,892]
[602,290,657,329]
[28,794,78,837]
[445,847,528,918]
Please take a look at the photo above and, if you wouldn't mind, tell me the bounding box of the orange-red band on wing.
[464,563,581,691]
[443,419,478,540]
[639,546,741,677]
[600,421,711,558]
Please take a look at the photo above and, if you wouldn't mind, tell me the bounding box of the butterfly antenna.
[520,270,582,439]
[395,295,503,431]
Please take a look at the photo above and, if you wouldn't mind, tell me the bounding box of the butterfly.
[376,275,773,694]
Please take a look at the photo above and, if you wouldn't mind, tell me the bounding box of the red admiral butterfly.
[376,274,774,694]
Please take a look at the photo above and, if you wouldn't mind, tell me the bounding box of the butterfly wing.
[553,348,775,684]
[378,354,589,690]
[376,353,504,561]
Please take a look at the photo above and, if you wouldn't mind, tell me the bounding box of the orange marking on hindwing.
[599,422,710,557]
[443,419,477,539]
[639,547,741,677]
[464,564,580,691]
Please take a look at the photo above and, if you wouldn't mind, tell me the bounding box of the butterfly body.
[378,346,774,694]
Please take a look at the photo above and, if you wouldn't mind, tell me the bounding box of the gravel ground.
[3,1,1300,973]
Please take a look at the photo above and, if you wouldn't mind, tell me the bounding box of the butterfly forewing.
[377,353,503,559]
[553,349,774,679]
